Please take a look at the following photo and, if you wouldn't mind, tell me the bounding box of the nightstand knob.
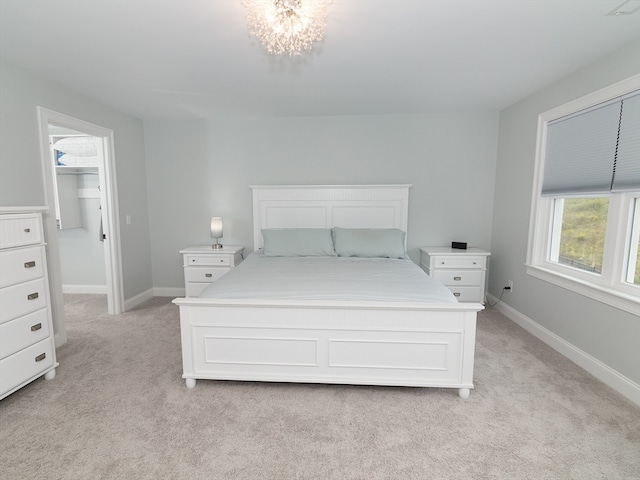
[454,276,462,281]
[453,292,461,297]
[205,273,213,278]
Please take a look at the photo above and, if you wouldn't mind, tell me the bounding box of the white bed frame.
[173,185,483,399]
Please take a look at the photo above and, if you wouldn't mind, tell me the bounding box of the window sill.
[526,264,639,315]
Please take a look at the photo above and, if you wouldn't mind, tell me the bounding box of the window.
[550,197,608,275]
[625,197,640,286]
[527,76,640,314]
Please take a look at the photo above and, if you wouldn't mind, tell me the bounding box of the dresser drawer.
[0,338,54,396]
[0,214,42,249]
[185,254,231,267]
[0,278,48,324]
[0,308,50,359]
[185,267,229,283]
[447,286,483,303]
[0,246,45,288]
[429,256,485,269]
[432,270,483,287]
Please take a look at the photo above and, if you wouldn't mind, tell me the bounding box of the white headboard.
[250,185,411,251]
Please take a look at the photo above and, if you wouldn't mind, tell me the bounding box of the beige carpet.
[0,295,638,480]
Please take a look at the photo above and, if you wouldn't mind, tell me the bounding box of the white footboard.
[173,298,482,398]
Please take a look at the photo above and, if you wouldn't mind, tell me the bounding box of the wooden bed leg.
[458,388,470,399]
[185,378,196,389]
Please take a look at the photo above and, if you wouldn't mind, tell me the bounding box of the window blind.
[542,90,640,196]
[612,93,640,192]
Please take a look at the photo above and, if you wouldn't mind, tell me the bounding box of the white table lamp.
[210,216,223,249]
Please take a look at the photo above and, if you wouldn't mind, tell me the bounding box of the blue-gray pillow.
[262,228,337,257]
[332,227,407,259]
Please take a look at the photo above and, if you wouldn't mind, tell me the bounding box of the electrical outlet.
[507,280,513,293]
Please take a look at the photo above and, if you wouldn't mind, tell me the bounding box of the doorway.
[49,125,106,293]
[37,108,124,344]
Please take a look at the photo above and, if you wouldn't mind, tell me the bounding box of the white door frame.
[37,107,124,332]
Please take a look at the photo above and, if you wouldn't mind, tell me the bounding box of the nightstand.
[419,247,491,303]
[180,245,244,297]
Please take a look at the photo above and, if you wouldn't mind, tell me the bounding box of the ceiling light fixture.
[244,0,329,56]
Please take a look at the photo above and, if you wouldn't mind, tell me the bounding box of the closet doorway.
[37,108,124,338]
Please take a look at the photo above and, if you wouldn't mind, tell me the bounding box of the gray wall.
[0,60,153,302]
[144,113,499,290]
[489,41,640,384]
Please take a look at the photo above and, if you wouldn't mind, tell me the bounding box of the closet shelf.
[55,166,98,175]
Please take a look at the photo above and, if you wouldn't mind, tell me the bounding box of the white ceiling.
[1,0,638,121]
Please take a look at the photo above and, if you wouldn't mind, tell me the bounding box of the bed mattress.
[198,253,457,304]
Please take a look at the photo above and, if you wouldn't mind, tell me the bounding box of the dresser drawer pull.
[31,323,43,331]
[27,292,39,300]
[24,228,31,233]
[35,353,46,362]
[453,292,461,297]
[24,260,36,268]
[454,276,462,281]
[205,273,213,278]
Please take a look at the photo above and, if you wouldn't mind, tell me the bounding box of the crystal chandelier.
[244,0,329,56]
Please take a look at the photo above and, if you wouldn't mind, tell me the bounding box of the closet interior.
[49,126,106,293]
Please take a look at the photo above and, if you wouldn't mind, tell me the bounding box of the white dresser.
[0,211,58,400]
[420,247,491,303]
[180,245,244,297]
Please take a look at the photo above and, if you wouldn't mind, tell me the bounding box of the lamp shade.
[210,217,223,238]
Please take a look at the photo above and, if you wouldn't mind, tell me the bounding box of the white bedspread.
[198,253,457,304]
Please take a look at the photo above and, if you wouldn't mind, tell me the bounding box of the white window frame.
[526,75,640,315]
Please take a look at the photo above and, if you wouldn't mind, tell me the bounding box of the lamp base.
[212,243,223,250]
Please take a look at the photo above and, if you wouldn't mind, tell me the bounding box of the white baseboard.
[123,288,154,311]
[153,287,185,298]
[62,284,107,294]
[122,287,184,311]
[487,294,640,407]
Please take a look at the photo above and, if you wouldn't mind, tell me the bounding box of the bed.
[173,185,484,399]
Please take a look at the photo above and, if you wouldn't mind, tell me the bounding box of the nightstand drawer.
[185,254,231,267]
[420,247,490,304]
[185,267,229,283]
[447,286,482,302]
[430,256,485,269]
[180,246,244,298]
[432,270,482,286]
